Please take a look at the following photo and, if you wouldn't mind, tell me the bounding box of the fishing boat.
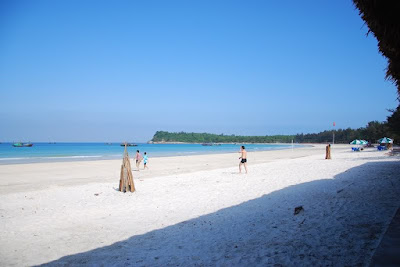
[201,143,221,146]
[201,143,213,146]
[120,143,138,147]
[13,142,33,147]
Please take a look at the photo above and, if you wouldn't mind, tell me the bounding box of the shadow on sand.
[39,160,400,266]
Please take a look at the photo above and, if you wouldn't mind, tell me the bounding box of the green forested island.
[152,131,295,143]
[151,121,394,144]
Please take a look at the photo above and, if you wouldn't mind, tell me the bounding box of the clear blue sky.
[0,0,398,142]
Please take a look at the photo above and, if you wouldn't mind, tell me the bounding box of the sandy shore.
[0,145,399,266]
[0,145,323,194]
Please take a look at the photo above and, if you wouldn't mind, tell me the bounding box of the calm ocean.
[0,143,303,164]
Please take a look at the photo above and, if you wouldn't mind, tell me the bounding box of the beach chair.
[377,146,387,151]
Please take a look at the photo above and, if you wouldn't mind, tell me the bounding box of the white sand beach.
[0,145,399,266]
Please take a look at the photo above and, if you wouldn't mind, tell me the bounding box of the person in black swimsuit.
[239,145,248,174]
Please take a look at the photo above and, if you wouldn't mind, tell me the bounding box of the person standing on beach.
[239,145,248,174]
[135,150,142,170]
[143,152,148,170]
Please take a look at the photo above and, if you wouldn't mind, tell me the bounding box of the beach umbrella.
[360,140,368,145]
[378,137,393,144]
[350,139,362,145]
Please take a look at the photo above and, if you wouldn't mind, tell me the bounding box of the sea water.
[0,143,303,164]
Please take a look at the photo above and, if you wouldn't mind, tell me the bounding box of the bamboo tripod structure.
[119,143,136,192]
[325,144,331,160]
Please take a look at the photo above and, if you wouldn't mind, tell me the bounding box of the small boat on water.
[202,143,213,146]
[13,142,33,147]
[120,143,138,147]
[201,143,221,146]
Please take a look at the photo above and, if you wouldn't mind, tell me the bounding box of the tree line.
[152,131,294,143]
[151,121,395,144]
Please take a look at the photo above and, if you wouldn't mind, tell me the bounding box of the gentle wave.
[0,157,26,160]
[0,155,103,160]
[52,155,103,159]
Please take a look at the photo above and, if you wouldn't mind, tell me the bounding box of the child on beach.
[143,152,148,169]
[135,150,142,171]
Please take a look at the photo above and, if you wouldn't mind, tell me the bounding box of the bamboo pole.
[119,143,135,192]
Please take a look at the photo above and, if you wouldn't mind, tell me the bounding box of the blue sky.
[0,0,398,142]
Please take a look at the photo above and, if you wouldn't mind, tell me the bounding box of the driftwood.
[119,144,135,193]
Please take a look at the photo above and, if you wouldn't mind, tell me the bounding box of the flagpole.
[332,122,336,145]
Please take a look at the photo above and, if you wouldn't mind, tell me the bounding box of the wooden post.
[119,143,136,192]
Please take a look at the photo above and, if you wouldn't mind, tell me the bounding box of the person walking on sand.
[135,150,142,170]
[143,152,149,170]
[239,145,248,174]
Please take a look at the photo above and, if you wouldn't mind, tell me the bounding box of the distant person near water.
[325,144,331,159]
[143,152,148,170]
[239,145,248,174]
[135,150,142,170]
